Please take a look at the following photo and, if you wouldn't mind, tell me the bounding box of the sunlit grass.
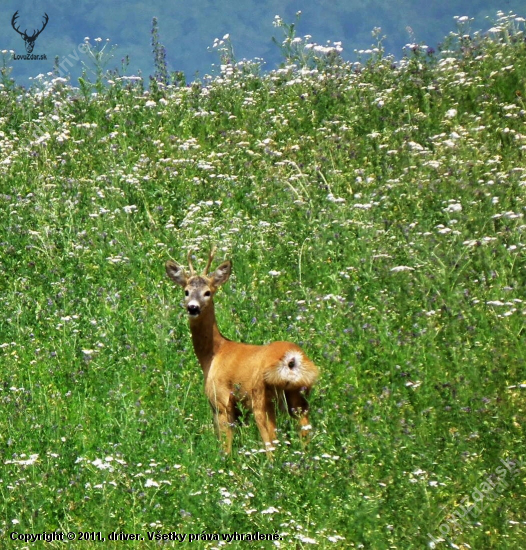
[0,10,525,549]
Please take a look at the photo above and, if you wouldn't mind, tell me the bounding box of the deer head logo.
[11,11,49,54]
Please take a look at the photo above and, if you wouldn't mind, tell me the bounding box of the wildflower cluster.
[272,12,344,70]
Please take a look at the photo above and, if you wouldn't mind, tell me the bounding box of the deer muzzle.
[187,303,201,316]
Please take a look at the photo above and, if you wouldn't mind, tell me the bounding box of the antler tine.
[32,13,49,39]
[202,246,217,275]
[187,250,195,276]
[11,11,23,36]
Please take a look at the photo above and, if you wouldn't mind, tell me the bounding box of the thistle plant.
[78,37,118,94]
[151,17,168,86]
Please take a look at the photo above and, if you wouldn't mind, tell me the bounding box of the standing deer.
[165,248,319,454]
[11,11,49,54]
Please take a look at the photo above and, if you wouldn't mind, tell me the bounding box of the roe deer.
[165,248,319,454]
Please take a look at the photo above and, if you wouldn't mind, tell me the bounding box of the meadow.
[0,11,525,549]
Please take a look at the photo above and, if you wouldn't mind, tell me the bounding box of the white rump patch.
[264,350,318,389]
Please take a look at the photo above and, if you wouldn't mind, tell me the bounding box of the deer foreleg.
[212,405,234,454]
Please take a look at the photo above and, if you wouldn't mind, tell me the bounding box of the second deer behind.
[165,248,319,454]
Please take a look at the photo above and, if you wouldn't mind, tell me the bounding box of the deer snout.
[187,303,201,316]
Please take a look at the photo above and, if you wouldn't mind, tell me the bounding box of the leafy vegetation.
[0,11,525,549]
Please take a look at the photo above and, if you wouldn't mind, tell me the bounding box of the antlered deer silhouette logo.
[11,11,49,54]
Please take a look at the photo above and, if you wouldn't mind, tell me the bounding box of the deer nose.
[187,304,200,316]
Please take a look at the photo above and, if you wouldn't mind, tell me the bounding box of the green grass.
[1,11,525,549]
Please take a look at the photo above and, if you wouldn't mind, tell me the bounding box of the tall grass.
[0,11,525,549]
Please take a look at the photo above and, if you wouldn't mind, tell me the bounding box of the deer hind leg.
[285,390,312,441]
[252,389,277,453]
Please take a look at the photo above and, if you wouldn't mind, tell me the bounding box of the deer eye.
[185,290,189,296]
[204,291,211,297]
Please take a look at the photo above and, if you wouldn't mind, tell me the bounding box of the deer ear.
[166,260,188,288]
[210,260,231,289]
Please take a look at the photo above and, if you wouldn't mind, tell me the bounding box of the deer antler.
[11,11,24,37]
[202,246,217,275]
[11,11,48,39]
[31,13,49,40]
[187,250,195,276]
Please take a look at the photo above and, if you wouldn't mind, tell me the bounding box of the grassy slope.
[0,12,525,549]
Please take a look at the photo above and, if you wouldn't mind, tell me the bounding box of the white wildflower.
[145,479,160,488]
[261,506,279,514]
[327,535,345,542]
[444,203,462,213]
[5,454,39,466]
[327,193,346,203]
[91,458,113,471]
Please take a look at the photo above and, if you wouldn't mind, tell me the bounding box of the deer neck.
[188,303,225,376]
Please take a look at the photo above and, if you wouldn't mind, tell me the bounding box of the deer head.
[165,247,231,318]
[12,11,49,54]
